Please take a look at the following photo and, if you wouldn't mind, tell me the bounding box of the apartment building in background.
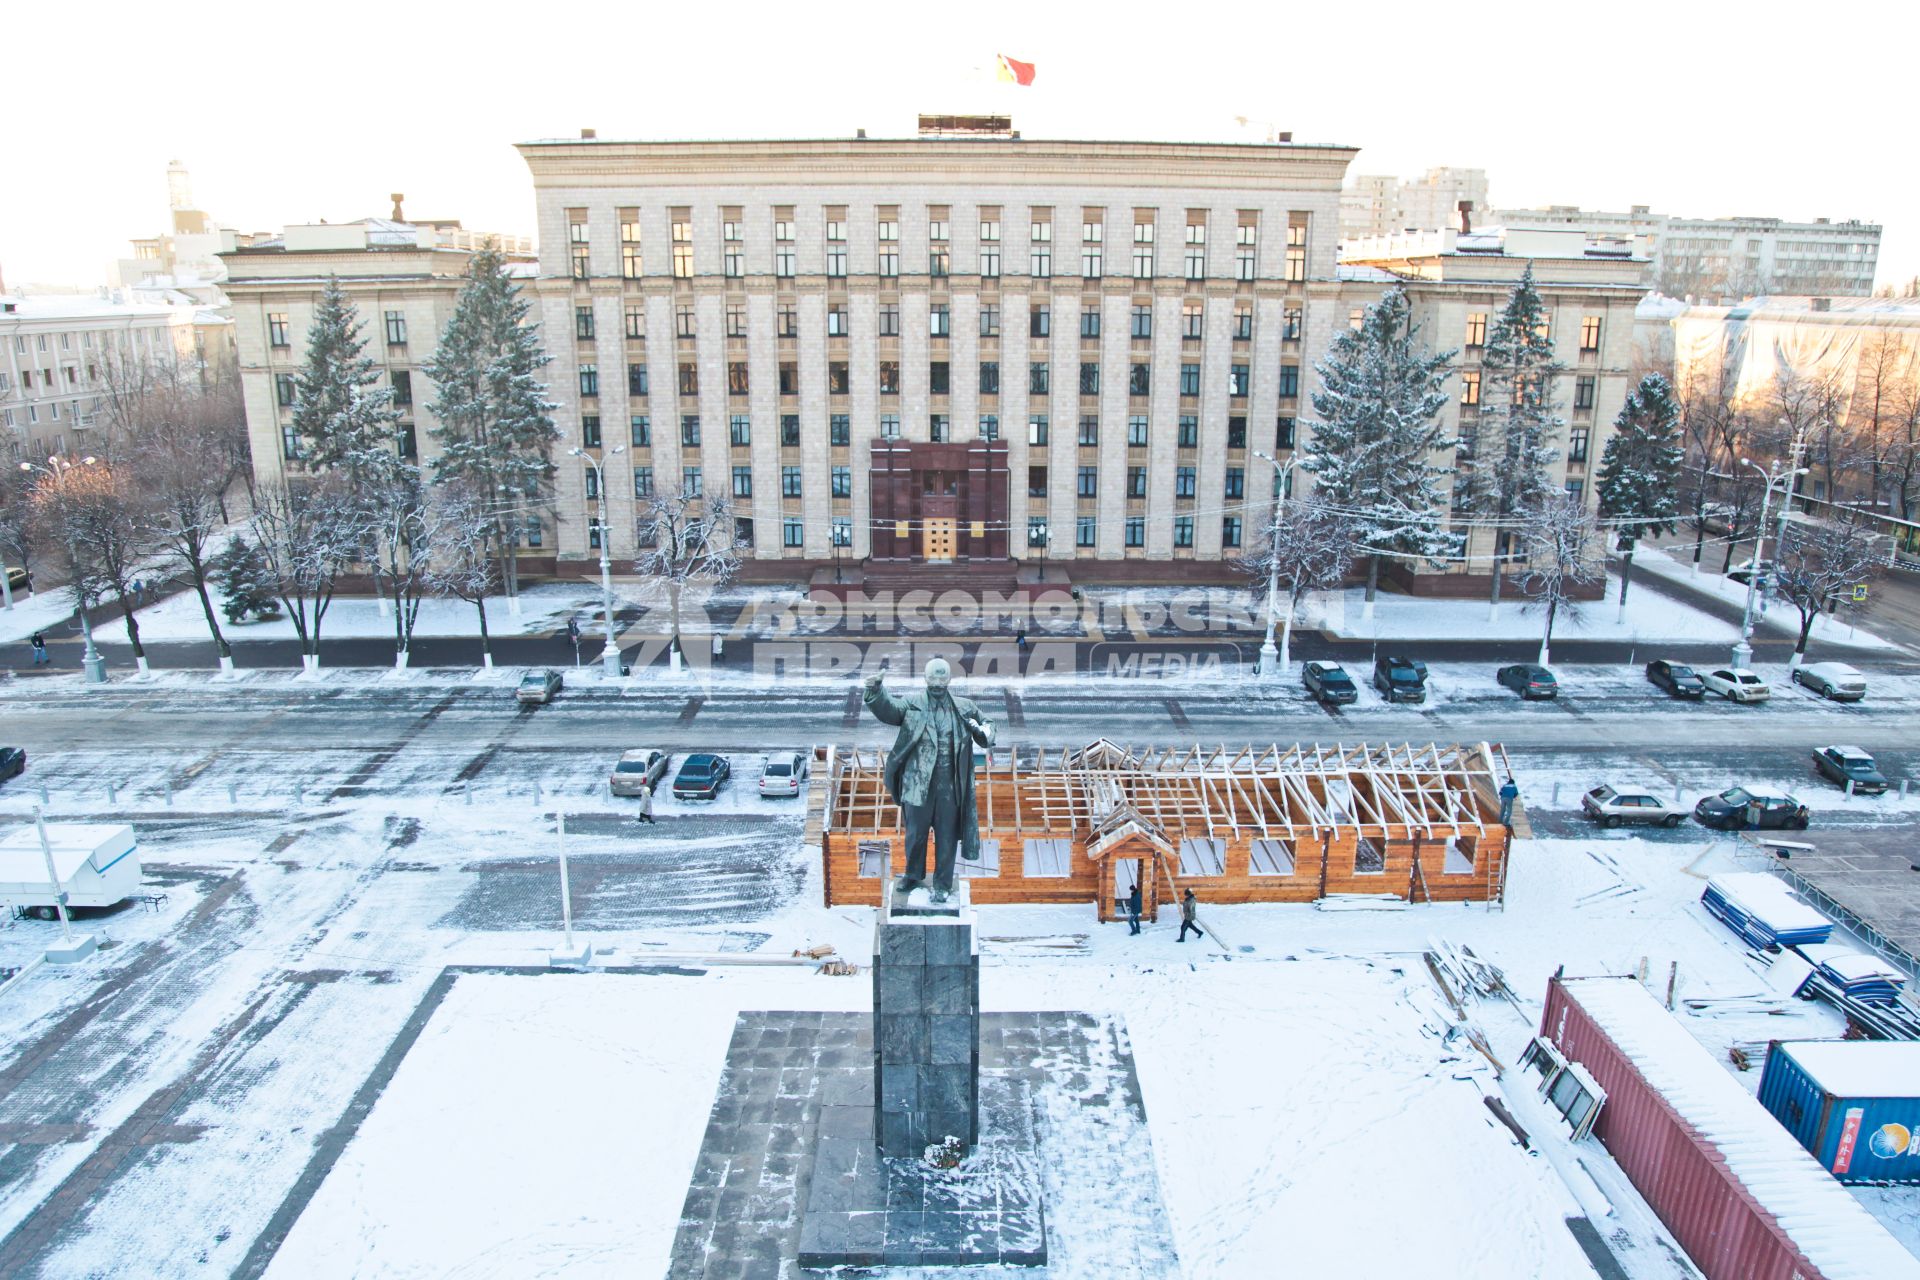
[1495,204,1881,300]
[0,294,234,462]
[518,122,1357,581]
[1340,167,1491,243]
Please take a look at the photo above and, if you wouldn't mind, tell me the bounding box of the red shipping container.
[1541,976,1920,1280]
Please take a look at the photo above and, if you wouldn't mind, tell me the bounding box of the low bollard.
[534,781,543,808]
[228,782,238,805]
[164,780,173,807]
[294,784,304,806]
[464,780,472,807]
[107,782,118,805]
[1551,781,1561,806]
[1903,779,1911,800]
[38,783,49,806]
[1845,779,1854,800]
[1674,781,1684,803]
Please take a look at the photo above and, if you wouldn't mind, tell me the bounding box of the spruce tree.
[424,246,558,604]
[1301,286,1458,611]
[1455,265,1565,613]
[1595,373,1682,618]
[291,276,403,483]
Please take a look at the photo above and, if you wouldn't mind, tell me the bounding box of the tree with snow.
[423,482,502,669]
[363,463,444,669]
[1771,518,1883,668]
[248,479,364,672]
[1453,265,1565,615]
[424,245,559,611]
[29,460,161,672]
[635,485,740,672]
[1300,286,1458,615]
[1237,494,1356,673]
[1515,494,1604,666]
[0,467,37,610]
[213,536,278,625]
[291,277,405,486]
[1595,373,1682,621]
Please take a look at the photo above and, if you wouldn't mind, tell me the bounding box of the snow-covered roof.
[1774,1040,1920,1100]
[1561,977,1920,1280]
[0,293,189,322]
[1635,292,1689,319]
[1335,263,1402,283]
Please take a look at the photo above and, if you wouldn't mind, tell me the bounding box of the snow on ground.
[0,589,79,647]
[127,581,602,642]
[1634,546,1898,650]
[1311,571,1738,643]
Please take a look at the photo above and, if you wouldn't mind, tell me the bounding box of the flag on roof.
[996,54,1036,86]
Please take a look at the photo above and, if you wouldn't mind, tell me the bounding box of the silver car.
[758,751,809,798]
[1793,661,1866,701]
[609,749,668,796]
[1581,784,1684,828]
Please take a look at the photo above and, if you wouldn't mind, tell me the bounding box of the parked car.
[4,567,27,593]
[1694,786,1809,831]
[1793,661,1866,702]
[1581,783,1685,828]
[1496,664,1558,700]
[672,753,731,800]
[1700,668,1771,704]
[608,749,669,796]
[1302,661,1358,706]
[1372,655,1429,704]
[0,746,24,784]
[758,751,810,798]
[1645,659,1707,700]
[1810,745,1887,794]
[516,670,564,705]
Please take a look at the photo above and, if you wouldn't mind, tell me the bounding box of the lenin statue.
[862,658,996,903]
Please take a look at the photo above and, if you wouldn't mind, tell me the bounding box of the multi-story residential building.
[222,216,536,508]
[1340,167,1490,243]
[517,124,1356,577]
[1338,226,1650,589]
[0,294,233,462]
[1494,205,1881,300]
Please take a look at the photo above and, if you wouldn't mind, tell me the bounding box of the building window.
[729,414,752,447]
[778,304,799,338]
[1030,362,1050,395]
[1278,365,1300,399]
[379,310,406,347]
[782,518,803,548]
[1079,362,1099,396]
[588,523,602,550]
[1224,467,1244,499]
[525,518,544,548]
[633,466,653,498]
[727,361,750,395]
[1079,306,1101,340]
[391,370,412,407]
[268,313,289,347]
[979,414,999,440]
[979,361,1000,395]
[1129,363,1150,397]
[677,363,697,395]
[1465,313,1487,348]
[774,216,795,278]
[826,219,848,277]
[930,414,949,442]
[830,414,850,446]
[880,414,901,439]
[979,218,1000,277]
[1235,221,1256,281]
[574,306,594,341]
[582,414,601,447]
[1127,415,1149,447]
[1564,479,1585,501]
[1028,465,1047,497]
[1127,466,1147,499]
[1029,304,1050,339]
[1282,308,1303,342]
[1077,466,1098,498]
[832,516,852,546]
[781,414,801,446]
[930,244,950,277]
[1460,370,1481,406]
[1285,220,1306,282]
[979,305,1000,338]
[671,216,693,279]
[578,364,600,397]
[281,423,301,459]
[1078,415,1098,446]
[1580,316,1601,352]
[930,362,950,394]
[1076,516,1097,547]
[832,362,853,394]
[1027,415,1047,445]
[1222,516,1242,548]
[1227,416,1246,449]
[1028,517,1049,547]
[624,217,645,279]
[1131,305,1152,339]
[728,303,749,338]
[771,363,795,396]
[625,305,644,340]
[781,465,802,497]
[681,415,701,446]
[1574,375,1596,410]
[1230,364,1250,398]
[1180,364,1201,397]
[624,362,647,397]
[1182,302,1203,341]
[877,361,898,395]
[676,306,695,339]
[1178,416,1199,448]
[1277,416,1296,449]
[879,305,901,338]
[832,466,852,498]
[630,414,651,446]
[878,243,898,277]
[1570,427,1590,462]
[1125,516,1145,547]
[682,466,702,496]
[930,305,951,338]
[1174,516,1194,548]
[571,243,589,280]
[1132,219,1155,279]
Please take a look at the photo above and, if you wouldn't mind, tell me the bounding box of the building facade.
[1340,167,1490,243]
[517,129,1357,575]
[0,294,233,462]
[1495,205,1881,300]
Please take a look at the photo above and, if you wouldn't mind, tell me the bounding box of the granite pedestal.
[873,877,979,1155]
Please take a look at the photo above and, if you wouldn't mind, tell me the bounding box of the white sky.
[5,0,1916,291]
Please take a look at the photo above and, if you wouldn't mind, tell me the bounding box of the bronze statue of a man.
[862,658,995,903]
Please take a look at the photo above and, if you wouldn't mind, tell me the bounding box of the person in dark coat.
[1126,880,1143,935]
[30,633,48,665]
[1498,776,1520,828]
[1177,889,1202,942]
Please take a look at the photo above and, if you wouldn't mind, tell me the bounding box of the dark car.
[1646,659,1706,700]
[1302,661,1358,706]
[1372,655,1429,704]
[0,747,24,784]
[672,753,732,800]
[1693,786,1809,831]
[1811,745,1887,794]
[1496,664,1558,699]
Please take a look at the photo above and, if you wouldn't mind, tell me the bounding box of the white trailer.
[0,823,142,919]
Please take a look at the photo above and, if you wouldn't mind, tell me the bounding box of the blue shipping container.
[1759,1040,1920,1184]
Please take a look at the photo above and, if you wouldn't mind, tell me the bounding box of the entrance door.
[923,518,957,561]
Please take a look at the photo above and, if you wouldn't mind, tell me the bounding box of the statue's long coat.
[864,683,992,865]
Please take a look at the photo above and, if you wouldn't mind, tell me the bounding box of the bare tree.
[0,467,37,610]
[1774,367,1853,505]
[249,479,364,673]
[1772,517,1883,667]
[31,461,160,671]
[1887,376,1920,523]
[1236,495,1355,673]
[364,464,446,669]
[423,482,501,669]
[1515,496,1605,666]
[634,486,739,671]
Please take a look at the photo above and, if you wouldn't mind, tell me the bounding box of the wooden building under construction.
[812,740,1516,919]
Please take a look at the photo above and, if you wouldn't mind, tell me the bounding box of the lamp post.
[1252,450,1296,678]
[1730,455,1808,672]
[20,456,107,683]
[567,444,627,678]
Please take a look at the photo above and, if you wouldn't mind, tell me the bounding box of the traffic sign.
[1852,584,1869,603]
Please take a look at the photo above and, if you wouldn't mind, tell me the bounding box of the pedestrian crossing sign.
[1852,584,1869,602]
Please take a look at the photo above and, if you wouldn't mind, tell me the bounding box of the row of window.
[568,204,1309,283]
[274,371,413,408]
[1455,370,1599,411]
[596,411,1297,453]
[266,310,409,350]
[586,358,1300,401]
[1457,311,1602,353]
[578,299,1302,344]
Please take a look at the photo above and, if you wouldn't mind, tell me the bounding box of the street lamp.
[567,444,627,678]
[1251,450,1296,678]
[20,456,107,683]
[1730,455,1808,672]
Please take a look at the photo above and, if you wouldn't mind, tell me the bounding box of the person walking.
[30,632,48,666]
[1177,889,1202,943]
[635,781,656,825]
[1498,776,1520,828]
[1126,879,1143,936]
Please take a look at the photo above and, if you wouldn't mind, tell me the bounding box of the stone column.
[872,878,979,1156]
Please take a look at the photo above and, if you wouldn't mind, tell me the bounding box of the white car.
[757,751,809,798]
[608,749,668,797]
[1700,668,1771,703]
[1580,784,1685,828]
[1793,661,1866,702]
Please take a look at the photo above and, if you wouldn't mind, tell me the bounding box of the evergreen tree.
[423,245,559,605]
[1301,286,1458,611]
[291,277,403,483]
[1595,373,1682,618]
[213,536,278,624]
[1454,265,1565,613]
